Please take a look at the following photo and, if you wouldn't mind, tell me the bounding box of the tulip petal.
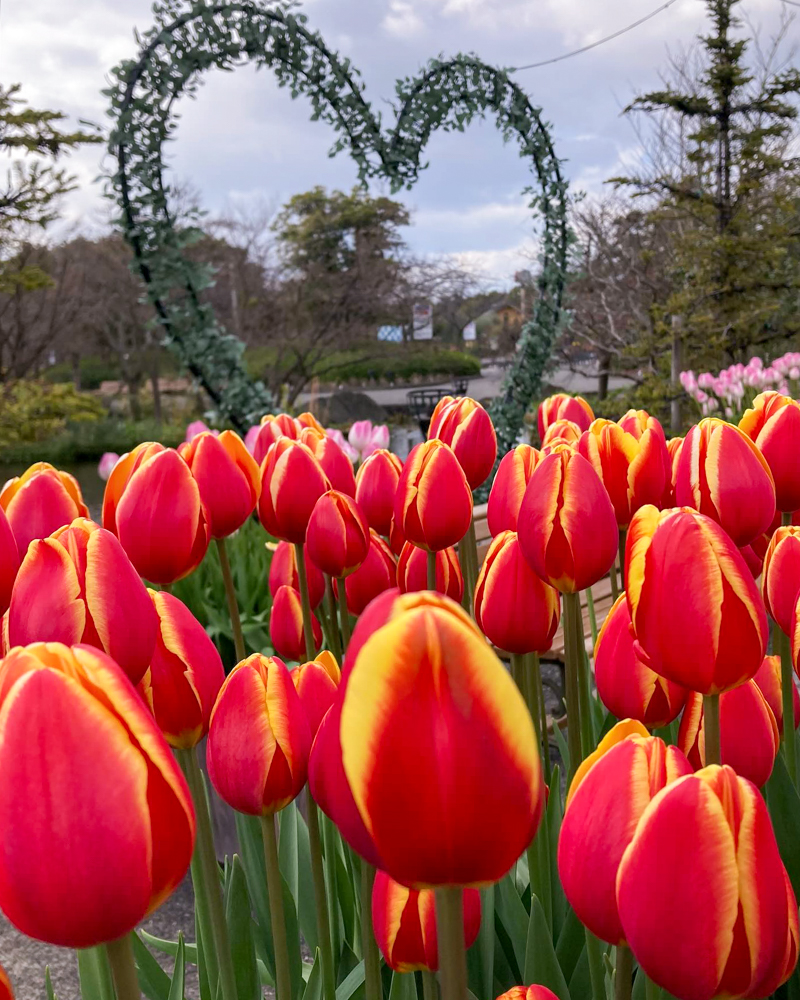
[8,539,84,647]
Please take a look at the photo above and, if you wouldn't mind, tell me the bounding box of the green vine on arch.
[106,0,571,458]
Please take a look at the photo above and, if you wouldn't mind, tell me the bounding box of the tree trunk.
[71,352,81,391]
[597,351,610,400]
[149,351,162,427]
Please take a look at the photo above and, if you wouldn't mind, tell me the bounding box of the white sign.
[462,320,477,342]
[412,302,433,341]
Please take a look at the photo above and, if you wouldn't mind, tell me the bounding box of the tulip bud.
[558,720,692,945]
[578,417,668,527]
[541,419,582,448]
[270,585,322,662]
[626,506,768,694]
[388,513,406,556]
[258,438,331,544]
[497,988,560,1000]
[537,393,594,441]
[394,440,473,553]
[8,518,158,685]
[428,395,497,489]
[397,541,463,602]
[339,530,397,616]
[678,682,778,788]
[341,597,544,886]
[675,417,776,546]
[1,462,89,554]
[306,490,370,579]
[740,391,800,512]
[0,643,195,947]
[755,654,800,733]
[355,449,404,536]
[138,590,226,749]
[296,411,325,434]
[207,653,311,815]
[292,650,340,738]
[300,427,357,497]
[0,506,19,616]
[518,445,618,593]
[269,540,325,610]
[372,869,481,971]
[487,444,541,536]
[617,765,799,999]
[594,594,686,728]
[762,525,800,635]
[739,541,763,579]
[474,530,560,654]
[252,413,298,465]
[178,430,261,538]
[103,444,210,584]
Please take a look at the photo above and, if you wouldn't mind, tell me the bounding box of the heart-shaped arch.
[107,0,570,459]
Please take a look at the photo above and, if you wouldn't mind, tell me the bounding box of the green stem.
[703,693,721,767]
[779,625,798,784]
[618,529,627,591]
[609,560,619,601]
[615,944,633,1000]
[434,888,467,1000]
[307,796,336,1000]
[177,748,237,1000]
[322,814,342,966]
[262,813,293,1000]
[360,862,382,1000]
[585,930,605,1000]
[422,969,439,1000]
[324,576,343,665]
[510,652,526,700]
[427,550,437,590]
[105,934,141,1000]
[336,577,352,652]
[216,537,246,663]
[578,643,594,759]
[462,518,479,613]
[531,652,551,783]
[645,976,661,1000]
[585,588,598,648]
[294,542,317,662]
[563,592,584,781]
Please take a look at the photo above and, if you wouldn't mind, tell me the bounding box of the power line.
[509,0,681,72]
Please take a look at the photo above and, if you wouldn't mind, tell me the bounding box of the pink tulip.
[244,425,260,455]
[97,453,120,481]
[185,420,218,443]
[348,420,374,455]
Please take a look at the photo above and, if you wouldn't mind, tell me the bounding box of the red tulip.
[0,643,195,947]
[762,525,800,635]
[341,596,543,886]
[394,440,473,552]
[617,765,798,1000]
[178,430,261,538]
[1,462,89,554]
[306,490,370,579]
[397,541,463,602]
[291,650,340,738]
[517,444,618,593]
[0,965,12,1000]
[755,654,800,733]
[541,419,582,448]
[0,506,19,616]
[252,413,297,465]
[558,720,692,946]
[663,436,683,506]
[594,594,687,728]
[270,585,322,662]
[739,542,764,579]
[474,530,560,654]
[537,393,594,441]
[340,530,397,616]
[487,444,541,536]
[258,438,331,544]
[138,590,226,749]
[269,540,325,610]
[8,518,158,685]
[428,395,497,489]
[103,444,210,584]
[372,869,481,971]
[295,411,325,434]
[675,417,776,546]
[497,989,560,1000]
[740,391,800,512]
[626,505,768,694]
[355,449,403,537]
[207,653,311,815]
[388,513,406,556]
[300,427,356,497]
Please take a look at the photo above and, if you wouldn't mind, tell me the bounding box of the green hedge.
[0,418,185,465]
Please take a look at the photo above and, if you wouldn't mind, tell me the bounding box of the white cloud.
[383,0,426,38]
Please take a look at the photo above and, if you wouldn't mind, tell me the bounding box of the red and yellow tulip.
[252,413,298,465]
[269,540,325,610]
[300,427,357,497]
[0,506,19,617]
[178,429,261,538]
[339,529,397,616]
[1,462,88,554]
[207,653,311,815]
[754,653,800,733]
[0,643,195,948]
[487,444,541,536]
[393,440,473,552]
[537,393,594,441]
[762,524,800,635]
[306,490,371,579]
[270,585,322,662]
[496,988,561,1000]
[355,449,404,537]
[258,438,331,545]
[397,541,463,602]
[739,390,800,512]
[291,650,340,739]
[428,395,498,489]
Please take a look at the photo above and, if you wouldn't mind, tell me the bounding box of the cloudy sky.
[1,0,794,284]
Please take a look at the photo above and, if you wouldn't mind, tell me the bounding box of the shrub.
[0,381,105,445]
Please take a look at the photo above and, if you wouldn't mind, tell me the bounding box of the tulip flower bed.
[1,391,800,1000]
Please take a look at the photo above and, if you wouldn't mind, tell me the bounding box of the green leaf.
[235,813,275,973]
[167,935,185,1000]
[279,800,319,955]
[494,871,527,979]
[555,908,587,985]
[225,855,261,1000]
[388,970,418,1000]
[45,967,59,1000]
[139,931,198,967]
[195,907,213,1000]
[523,895,570,999]
[305,950,325,1000]
[335,959,365,1000]
[466,884,494,1000]
[132,932,171,1000]
[546,767,567,938]
[567,947,590,1000]
[766,754,800,896]
[78,946,116,1000]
